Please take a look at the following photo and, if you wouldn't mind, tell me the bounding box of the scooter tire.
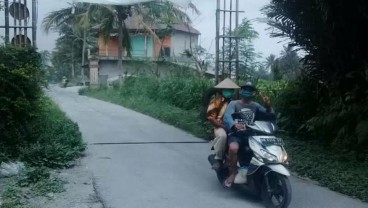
[261,173,292,208]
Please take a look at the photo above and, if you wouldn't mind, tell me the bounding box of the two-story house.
[96,15,200,81]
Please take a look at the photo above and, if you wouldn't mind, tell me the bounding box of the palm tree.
[280,45,300,79]
[265,54,276,70]
[42,3,91,82]
[39,50,51,67]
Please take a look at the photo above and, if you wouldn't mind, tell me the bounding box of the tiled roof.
[124,15,200,35]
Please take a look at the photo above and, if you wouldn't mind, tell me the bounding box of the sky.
[1,0,287,60]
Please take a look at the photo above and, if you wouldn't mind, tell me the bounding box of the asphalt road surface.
[48,86,368,208]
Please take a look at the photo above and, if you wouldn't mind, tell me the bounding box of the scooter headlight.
[280,151,288,164]
[260,149,278,163]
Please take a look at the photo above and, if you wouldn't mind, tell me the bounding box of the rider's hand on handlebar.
[235,124,246,131]
[261,94,272,108]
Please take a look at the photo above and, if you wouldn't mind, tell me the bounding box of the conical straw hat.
[214,78,240,89]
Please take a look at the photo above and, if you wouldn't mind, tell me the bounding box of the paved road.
[48,86,368,208]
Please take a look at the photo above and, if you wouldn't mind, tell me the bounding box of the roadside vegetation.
[0,46,85,207]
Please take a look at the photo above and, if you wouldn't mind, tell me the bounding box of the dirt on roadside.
[0,159,104,208]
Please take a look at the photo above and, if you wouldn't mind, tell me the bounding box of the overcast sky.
[2,0,287,60]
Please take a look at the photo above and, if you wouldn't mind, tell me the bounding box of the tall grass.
[119,75,214,110]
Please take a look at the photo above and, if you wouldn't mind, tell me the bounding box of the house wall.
[99,60,162,79]
[171,31,199,57]
[99,60,122,78]
[154,36,172,57]
[98,32,198,59]
[99,34,158,58]
[98,36,119,57]
[98,60,198,81]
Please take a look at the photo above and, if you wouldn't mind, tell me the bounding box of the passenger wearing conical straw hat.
[206,78,240,170]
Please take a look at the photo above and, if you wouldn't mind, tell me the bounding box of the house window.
[161,47,171,57]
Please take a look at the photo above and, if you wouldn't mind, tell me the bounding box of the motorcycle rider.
[222,82,275,188]
[206,78,240,170]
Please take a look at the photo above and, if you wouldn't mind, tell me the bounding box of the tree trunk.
[117,9,124,84]
[185,23,203,76]
[71,46,75,79]
[81,29,87,85]
[71,62,75,79]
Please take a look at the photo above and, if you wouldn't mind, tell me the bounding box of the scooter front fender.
[266,164,290,176]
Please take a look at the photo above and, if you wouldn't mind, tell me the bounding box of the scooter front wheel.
[261,172,292,208]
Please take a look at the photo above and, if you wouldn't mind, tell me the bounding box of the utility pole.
[32,0,37,48]
[215,0,243,84]
[1,0,37,47]
[215,0,220,84]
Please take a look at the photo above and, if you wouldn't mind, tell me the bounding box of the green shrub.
[120,75,213,110]
[0,182,25,208]
[2,166,66,206]
[270,79,320,134]
[78,87,88,95]
[0,145,10,162]
[272,75,368,157]
[0,97,85,167]
[18,166,50,186]
[18,98,86,168]
[31,176,65,196]
[18,166,65,196]
[284,136,368,201]
[0,46,46,145]
[263,0,368,157]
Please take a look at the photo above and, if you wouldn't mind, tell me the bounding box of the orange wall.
[98,36,125,57]
[99,34,171,57]
[154,36,171,57]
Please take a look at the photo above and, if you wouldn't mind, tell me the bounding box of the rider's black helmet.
[240,81,256,91]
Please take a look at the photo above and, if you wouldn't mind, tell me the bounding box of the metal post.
[24,0,28,46]
[144,34,148,57]
[13,0,17,45]
[81,29,87,85]
[32,0,37,48]
[215,0,244,83]
[235,0,240,83]
[229,0,233,78]
[215,0,220,84]
[18,0,22,46]
[4,0,10,44]
[222,0,226,79]
[71,39,78,79]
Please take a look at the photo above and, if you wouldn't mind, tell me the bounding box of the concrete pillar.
[89,58,99,87]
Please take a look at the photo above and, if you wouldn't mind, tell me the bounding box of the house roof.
[170,24,200,35]
[99,15,200,35]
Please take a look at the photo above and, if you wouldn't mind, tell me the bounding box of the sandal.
[223,178,233,188]
[223,174,236,188]
[222,178,234,189]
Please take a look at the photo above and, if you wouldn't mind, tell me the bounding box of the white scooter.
[208,110,292,208]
